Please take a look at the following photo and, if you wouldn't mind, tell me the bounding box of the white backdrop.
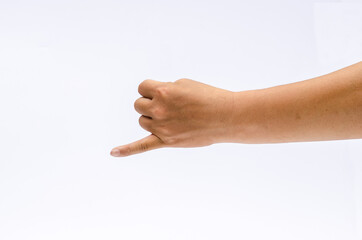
[0,0,361,239]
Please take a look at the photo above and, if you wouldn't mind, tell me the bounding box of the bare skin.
[110,61,362,157]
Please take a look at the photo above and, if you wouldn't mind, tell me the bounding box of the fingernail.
[110,149,121,157]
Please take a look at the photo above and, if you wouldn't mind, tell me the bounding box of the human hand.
[110,78,235,157]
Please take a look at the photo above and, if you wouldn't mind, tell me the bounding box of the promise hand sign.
[110,78,236,157]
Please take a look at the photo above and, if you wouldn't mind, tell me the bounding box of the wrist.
[222,89,266,144]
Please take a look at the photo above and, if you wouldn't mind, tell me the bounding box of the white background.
[0,0,361,239]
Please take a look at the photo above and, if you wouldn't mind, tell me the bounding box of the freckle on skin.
[295,112,301,120]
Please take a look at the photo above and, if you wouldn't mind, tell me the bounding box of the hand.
[110,78,235,157]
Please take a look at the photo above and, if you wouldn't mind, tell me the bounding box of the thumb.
[110,134,165,157]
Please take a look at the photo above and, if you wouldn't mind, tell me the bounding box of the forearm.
[228,61,362,143]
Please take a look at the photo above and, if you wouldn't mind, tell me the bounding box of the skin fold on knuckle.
[163,137,174,146]
[157,124,171,137]
[138,79,153,95]
[155,85,170,99]
[138,81,146,95]
[134,99,140,112]
[139,116,152,131]
[121,146,132,156]
[152,107,166,119]
[138,142,149,152]
[175,78,191,84]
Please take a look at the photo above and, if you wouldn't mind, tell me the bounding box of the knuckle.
[138,115,145,126]
[134,99,139,111]
[124,146,131,156]
[152,107,168,120]
[139,142,149,151]
[138,83,143,95]
[175,78,190,83]
[163,136,177,145]
[138,79,151,94]
[152,107,163,116]
[161,129,172,138]
[155,86,168,98]
[139,116,153,132]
